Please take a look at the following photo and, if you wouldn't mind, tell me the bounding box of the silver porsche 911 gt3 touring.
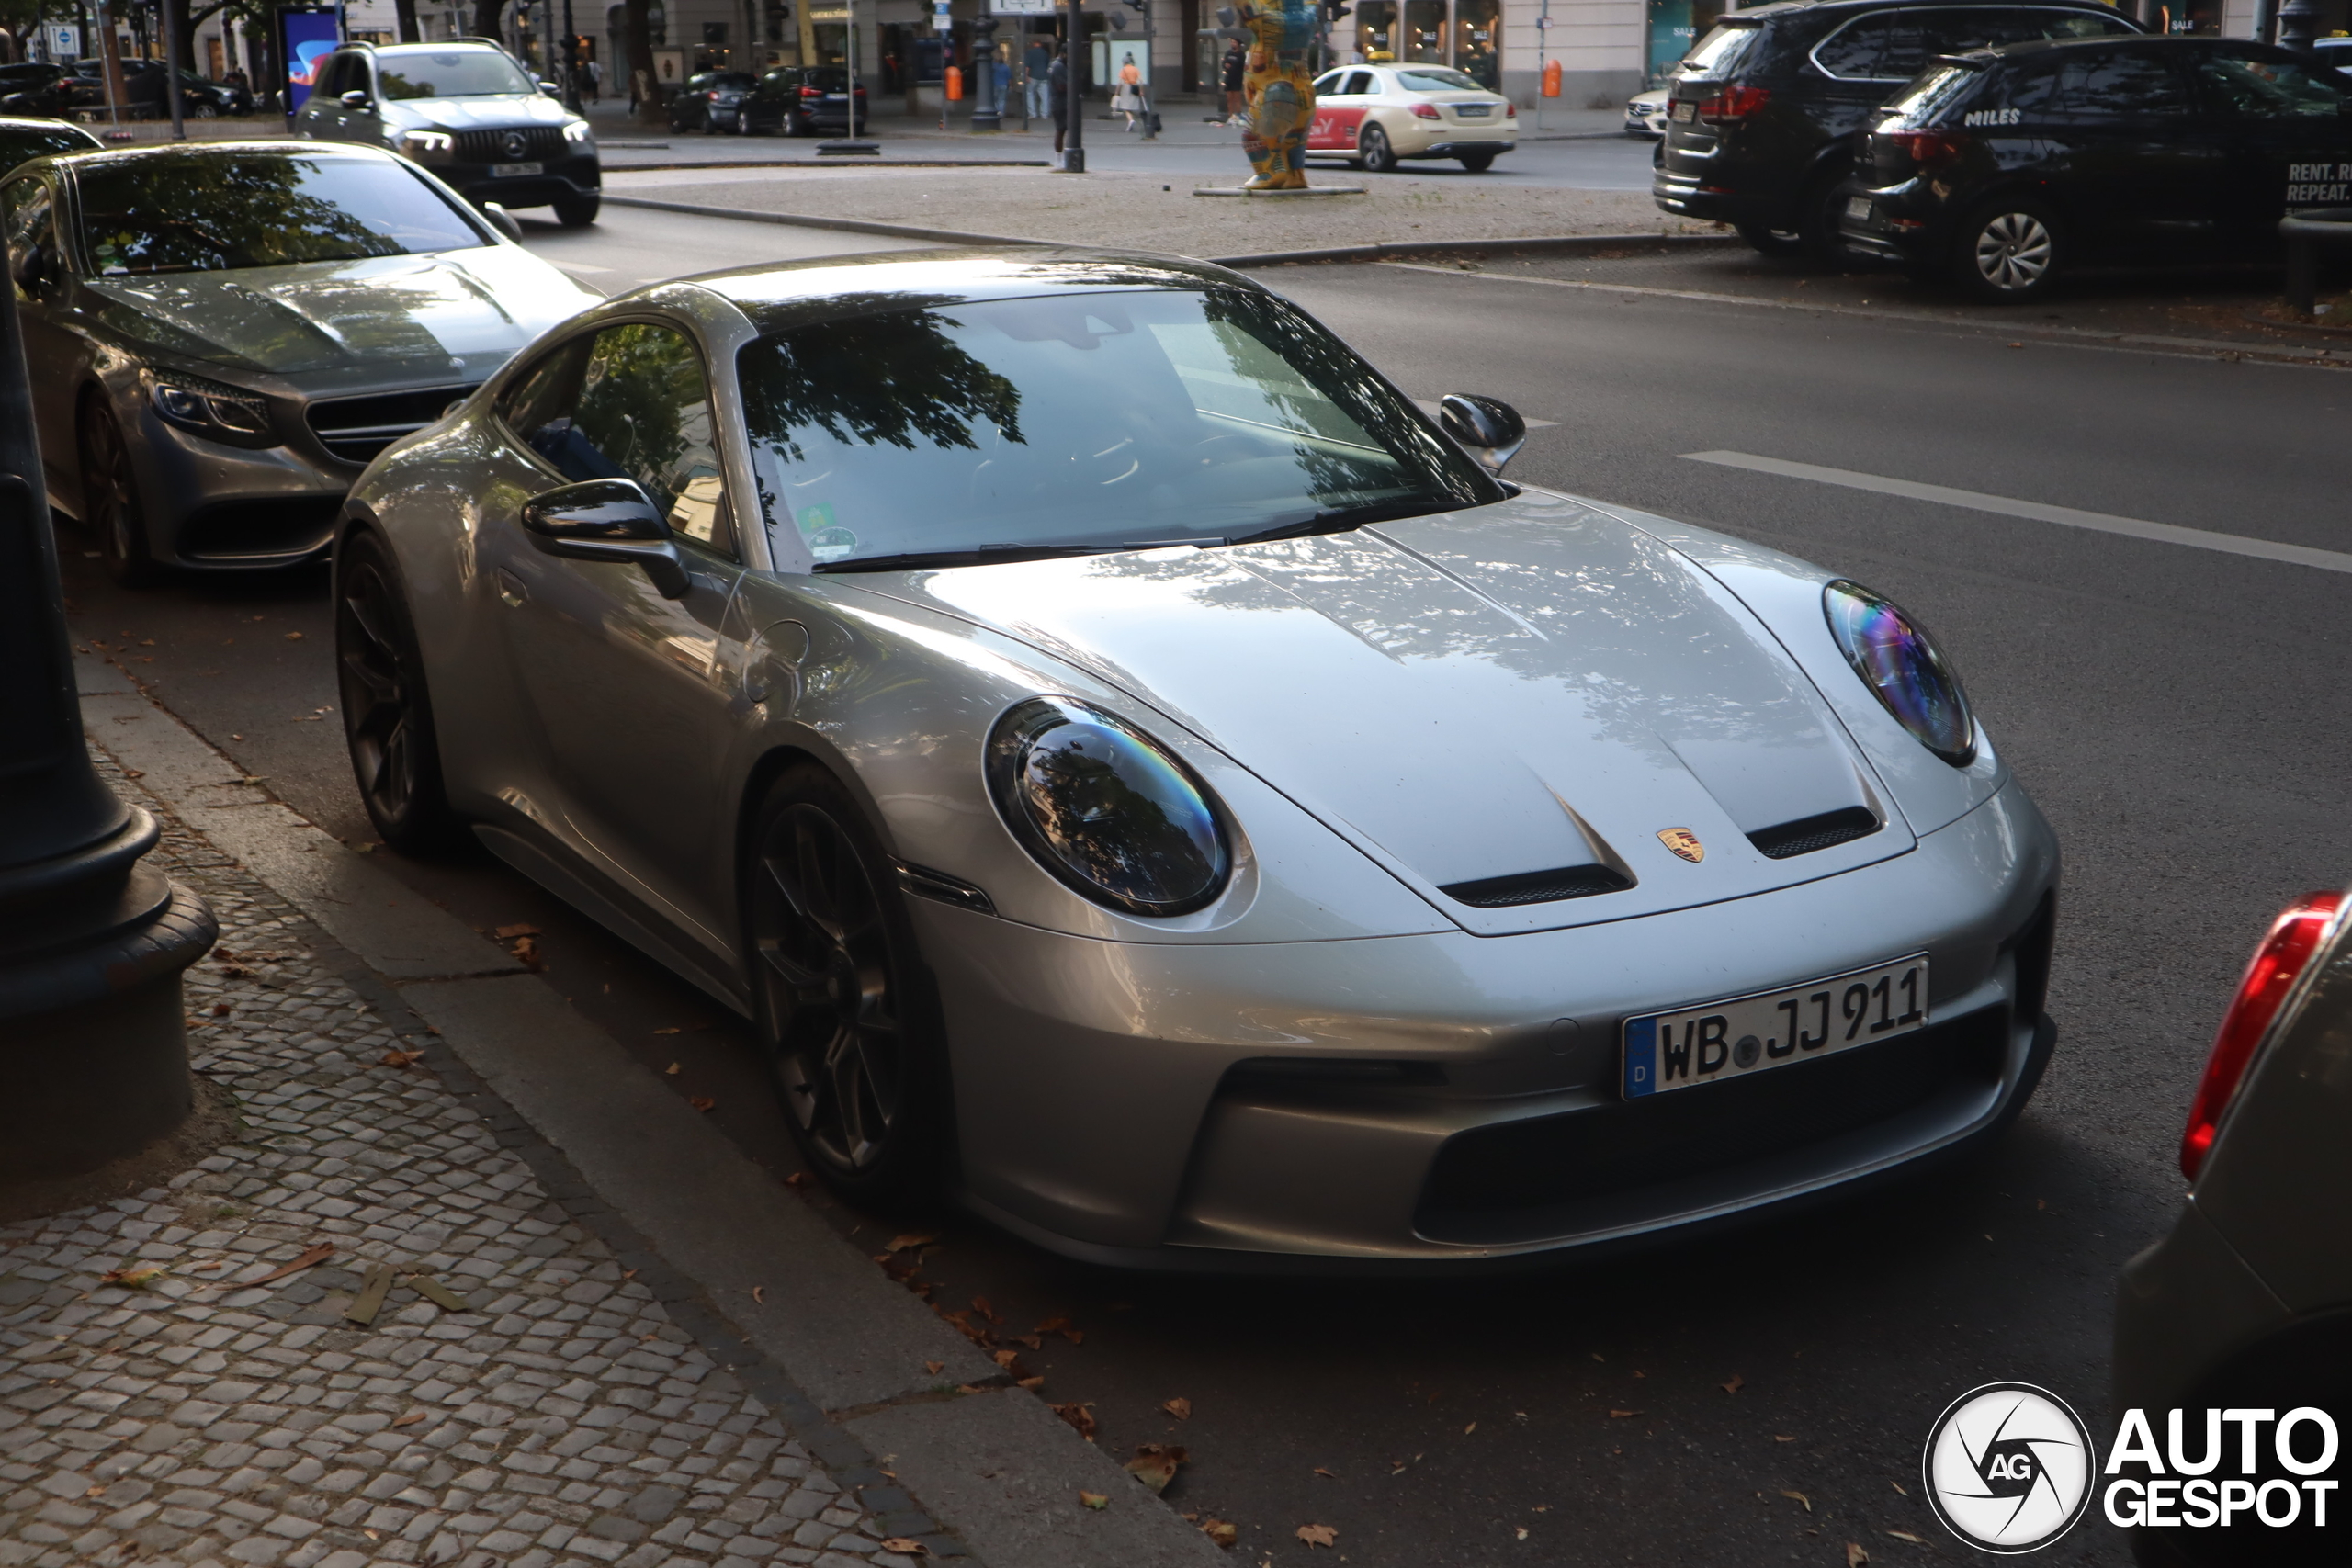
[341,249,2059,1268]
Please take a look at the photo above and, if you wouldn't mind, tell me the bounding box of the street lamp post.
[0,251,216,1186]
[971,12,1001,130]
[2275,0,2322,47]
[1062,0,1082,170]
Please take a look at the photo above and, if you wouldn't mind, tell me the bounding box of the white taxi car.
[1306,63,1518,174]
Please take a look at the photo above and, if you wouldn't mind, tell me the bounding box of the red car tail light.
[1505,101,1517,118]
[1695,84,1770,123]
[1412,102,1442,120]
[800,85,821,96]
[2180,891,2344,1180]
[1885,129,1970,165]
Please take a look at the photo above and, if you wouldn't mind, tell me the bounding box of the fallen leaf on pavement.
[879,1540,926,1555]
[1774,1435,1796,1443]
[392,1411,426,1427]
[690,1097,716,1112]
[510,935,541,968]
[887,1233,941,1253]
[1722,1373,1745,1395]
[752,1287,765,1304]
[99,1265,164,1290]
[284,631,303,640]
[1017,1376,1045,1390]
[1163,1397,1192,1420]
[1050,1402,1097,1441]
[651,1026,680,1035]
[1885,1529,1926,1544]
[1608,1410,1641,1419]
[1890,1481,1907,1495]
[1846,1545,1869,1567]
[1079,1490,1108,1510]
[379,1050,424,1068]
[1296,1523,1337,1548]
[1516,1527,1530,1540]
[1781,1490,1812,1513]
[785,1172,810,1188]
[1313,1467,1337,1479]
[1464,1421,1476,1435]
[970,1296,1004,1325]
[924,1360,944,1375]
[1035,1314,1085,1344]
[493,923,539,939]
[664,1063,682,1075]
[222,1242,334,1288]
[1199,1517,1238,1549]
[1125,1443,1187,1494]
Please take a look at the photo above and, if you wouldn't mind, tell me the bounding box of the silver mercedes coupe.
[341,249,2061,1268]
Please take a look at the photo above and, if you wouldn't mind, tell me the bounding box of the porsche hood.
[869,491,1920,936]
[83,246,597,380]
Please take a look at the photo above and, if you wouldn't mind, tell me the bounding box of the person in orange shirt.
[1114,52,1144,130]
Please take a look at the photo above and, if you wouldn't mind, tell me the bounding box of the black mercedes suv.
[1652,0,2141,260]
[294,40,601,228]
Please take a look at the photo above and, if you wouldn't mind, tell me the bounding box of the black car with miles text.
[1840,38,2352,302]
[1653,0,2140,261]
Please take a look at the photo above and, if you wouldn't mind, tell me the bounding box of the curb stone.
[66,649,1228,1568]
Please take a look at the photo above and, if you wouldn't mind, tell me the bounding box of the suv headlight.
[145,368,277,448]
[397,129,454,157]
[986,696,1233,917]
[1823,580,1975,766]
[562,119,593,142]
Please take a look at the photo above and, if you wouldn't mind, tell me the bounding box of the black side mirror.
[520,479,690,599]
[1437,393,1528,476]
[540,80,561,96]
[11,241,54,295]
[340,88,371,109]
[480,201,525,243]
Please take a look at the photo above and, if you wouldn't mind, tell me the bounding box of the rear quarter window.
[1881,62,1985,123]
[1679,22,1762,79]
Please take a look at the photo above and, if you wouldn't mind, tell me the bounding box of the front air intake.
[1747,806,1880,861]
[1440,864,1634,908]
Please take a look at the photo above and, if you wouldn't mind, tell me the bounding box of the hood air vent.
[1747,806,1881,861]
[1441,864,1634,908]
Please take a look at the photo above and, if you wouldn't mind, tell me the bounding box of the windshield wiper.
[1221,498,1454,548]
[816,538,1224,573]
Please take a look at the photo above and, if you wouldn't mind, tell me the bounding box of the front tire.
[1952,197,2062,303]
[1359,123,1397,174]
[552,193,600,227]
[748,765,947,1206]
[1456,152,1494,172]
[77,395,155,587]
[1736,219,1807,258]
[334,528,462,854]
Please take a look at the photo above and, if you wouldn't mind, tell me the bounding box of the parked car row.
[670,66,868,136]
[0,59,254,120]
[1651,0,2352,302]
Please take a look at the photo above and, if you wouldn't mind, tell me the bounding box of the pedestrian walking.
[1220,39,1245,124]
[1114,51,1143,130]
[1025,38,1052,120]
[583,58,601,100]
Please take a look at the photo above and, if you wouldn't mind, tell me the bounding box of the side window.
[1345,71,1375,94]
[2000,58,2065,118]
[1312,71,1345,95]
[2051,50,2196,120]
[2195,51,2348,119]
[571,324,736,558]
[319,55,353,99]
[499,335,594,459]
[3,176,53,303]
[1813,16,1894,80]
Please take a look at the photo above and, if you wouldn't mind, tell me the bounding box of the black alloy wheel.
[334,529,461,852]
[1953,197,2062,303]
[552,193,600,227]
[77,395,154,587]
[1358,123,1397,174]
[1457,151,1494,172]
[1735,217,1807,258]
[749,767,944,1203]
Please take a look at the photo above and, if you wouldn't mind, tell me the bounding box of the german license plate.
[492,161,544,177]
[1671,101,1695,122]
[1846,195,1872,220]
[1456,103,1491,117]
[1621,955,1929,1099]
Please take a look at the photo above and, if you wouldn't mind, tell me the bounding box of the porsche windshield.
[75,154,486,275]
[738,287,1495,570]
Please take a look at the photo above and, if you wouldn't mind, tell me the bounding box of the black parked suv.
[294,40,600,227]
[1653,0,2141,259]
[1844,38,2352,301]
[670,71,758,132]
[743,66,870,136]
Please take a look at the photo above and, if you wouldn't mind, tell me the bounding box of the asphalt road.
[56,209,2352,1567]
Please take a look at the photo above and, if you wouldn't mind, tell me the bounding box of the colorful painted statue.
[1216,0,1318,189]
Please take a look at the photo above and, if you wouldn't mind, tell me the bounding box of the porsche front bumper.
[922,777,2058,1269]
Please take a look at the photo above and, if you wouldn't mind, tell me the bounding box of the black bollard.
[0,256,217,1183]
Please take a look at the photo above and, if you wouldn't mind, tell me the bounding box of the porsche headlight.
[1823,580,1975,766]
[986,696,1231,917]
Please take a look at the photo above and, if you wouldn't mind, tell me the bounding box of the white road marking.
[1681,450,2352,575]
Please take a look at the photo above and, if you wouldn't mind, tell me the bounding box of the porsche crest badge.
[1657,828,1704,863]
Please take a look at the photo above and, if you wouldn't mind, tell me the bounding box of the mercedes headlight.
[986,696,1232,917]
[398,129,454,157]
[562,119,593,142]
[1823,580,1975,766]
[146,368,276,448]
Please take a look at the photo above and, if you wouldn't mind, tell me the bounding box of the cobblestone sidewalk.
[0,759,919,1568]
